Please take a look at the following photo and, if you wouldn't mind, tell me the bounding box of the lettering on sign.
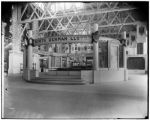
[33,49,49,55]
[33,35,91,46]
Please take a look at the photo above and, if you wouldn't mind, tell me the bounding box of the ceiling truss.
[19,2,139,39]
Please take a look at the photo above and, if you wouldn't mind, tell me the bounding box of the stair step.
[39,75,81,77]
[33,79,82,82]
[40,72,81,76]
[29,79,87,85]
[39,75,80,77]
[37,77,81,80]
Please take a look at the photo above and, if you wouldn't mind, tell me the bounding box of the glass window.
[99,41,108,68]
[137,43,143,54]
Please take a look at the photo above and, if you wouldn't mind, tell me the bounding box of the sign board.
[33,35,91,46]
[33,48,50,55]
[33,49,68,56]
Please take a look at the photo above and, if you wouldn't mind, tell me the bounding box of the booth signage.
[34,35,91,46]
[33,49,49,55]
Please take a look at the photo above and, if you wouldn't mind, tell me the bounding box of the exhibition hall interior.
[2,1,148,119]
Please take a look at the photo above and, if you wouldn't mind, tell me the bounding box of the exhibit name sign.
[34,35,91,46]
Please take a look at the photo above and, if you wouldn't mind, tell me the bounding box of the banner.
[34,35,91,46]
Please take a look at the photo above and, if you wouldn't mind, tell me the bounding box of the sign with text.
[33,49,49,55]
[34,35,91,46]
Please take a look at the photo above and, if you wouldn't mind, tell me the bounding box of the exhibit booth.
[22,25,127,84]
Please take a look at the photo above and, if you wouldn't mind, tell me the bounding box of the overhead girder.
[19,3,136,23]
[19,2,139,39]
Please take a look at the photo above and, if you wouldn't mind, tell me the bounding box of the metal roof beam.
[19,7,136,24]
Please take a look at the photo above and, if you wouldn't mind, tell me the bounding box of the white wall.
[127,47,137,55]
[8,50,23,74]
[8,50,40,74]
[94,69,125,83]
[81,70,93,83]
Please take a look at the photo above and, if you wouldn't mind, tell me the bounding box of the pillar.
[2,22,6,41]
[2,22,7,118]
[27,44,33,69]
[32,19,39,52]
[66,57,70,68]
[2,22,7,70]
[93,24,99,70]
[8,5,23,74]
[145,31,147,73]
[11,5,22,51]
[23,47,27,69]
[122,31,127,68]
[60,56,62,68]
[122,31,128,81]
[32,19,40,76]
[93,43,99,70]
[23,30,34,80]
[48,56,52,69]
[27,31,33,69]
